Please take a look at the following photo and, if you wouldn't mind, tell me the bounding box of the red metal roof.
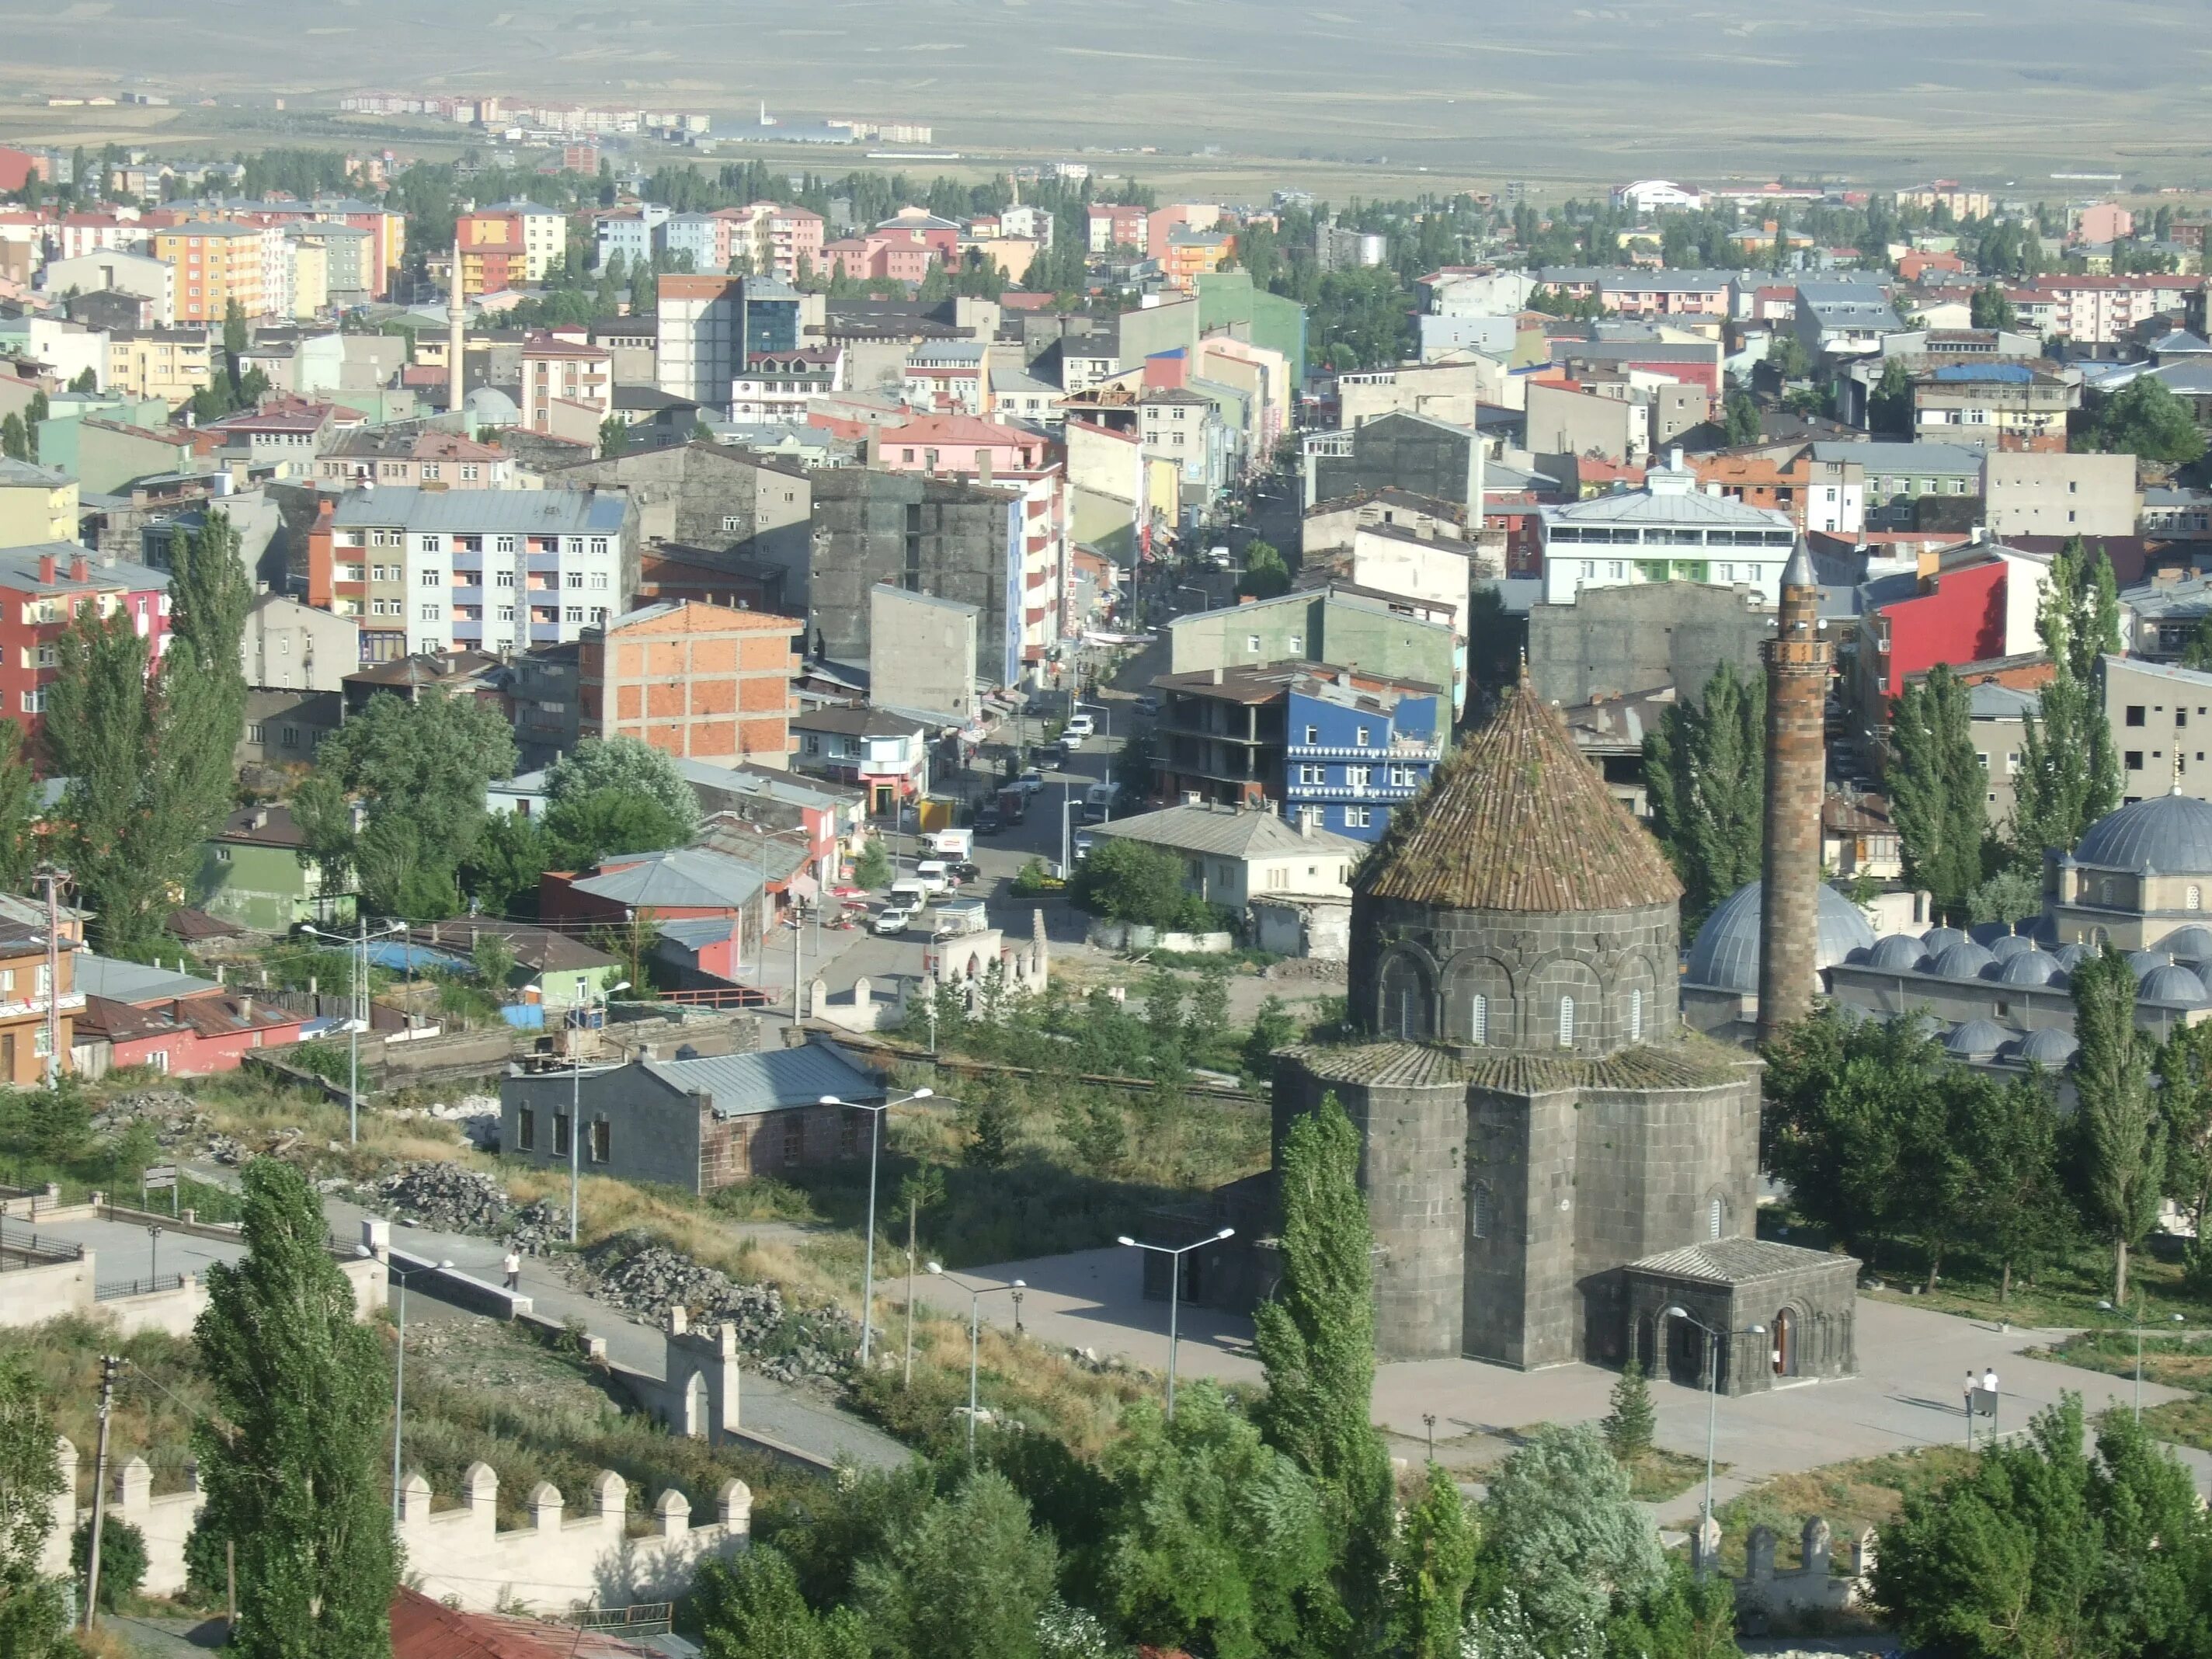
[390,1588,667,1658]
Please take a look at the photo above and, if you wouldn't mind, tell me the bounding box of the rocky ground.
[352,1160,565,1252]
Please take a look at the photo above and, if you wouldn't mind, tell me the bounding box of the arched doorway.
[1666,1314,1705,1387]
[1772,1308,1798,1378]
[1635,1314,1657,1375]
[682,1370,709,1439]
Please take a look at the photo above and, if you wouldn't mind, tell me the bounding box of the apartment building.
[722,203,825,282]
[0,544,170,736]
[1087,203,1149,255]
[2009,275,2207,345]
[0,918,78,1083]
[1534,267,1736,317]
[578,598,800,769]
[901,340,989,415]
[729,347,843,425]
[0,460,80,550]
[1536,454,1800,605]
[311,489,632,661]
[520,334,614,433]
[455,207,525,297]
[1913,363,2076,450]
[1981,450,2140,539]
[151,221,263,322]
[318,428,516,489]
[40,249,172,325]
[656,274,805,412]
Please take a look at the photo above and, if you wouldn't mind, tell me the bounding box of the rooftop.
[1094,804,1364,861]
[331,488,626,536]
[638,1043,884,1118]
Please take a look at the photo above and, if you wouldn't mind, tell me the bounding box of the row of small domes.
[1852,929,2212,1006]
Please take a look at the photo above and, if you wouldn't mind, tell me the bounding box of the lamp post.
[750,822,815,1025]
[821,1089,932,1367]
[1174,583,1207,614]
[363,1248,452,1520]
[1115,1227,1235,1418]
[303,918,406,1144]
[1061,785,1079,877]
[145,1224,161,1289]
[2100,1292,2186,1419]
[1664,1304,1765,1560]
[562,979,628,1245]
[924,1262,1023,1462]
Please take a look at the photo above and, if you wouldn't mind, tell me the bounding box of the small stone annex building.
[1196,674,1857,1394]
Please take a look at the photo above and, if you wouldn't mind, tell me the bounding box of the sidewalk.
[322,1197,911,1470]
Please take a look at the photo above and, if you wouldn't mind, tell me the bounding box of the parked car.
[951,860,983,884]
[872,906,914,936]
[1073,830,1096,860]
[974,808,1006,836]
[1012,770,1046,795]
[1135,694,1160,717]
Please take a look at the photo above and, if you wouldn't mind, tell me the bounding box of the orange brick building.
[579,599,800,769]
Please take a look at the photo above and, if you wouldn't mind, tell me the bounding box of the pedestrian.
[503,1244,521,1292]
[1983,1365,1999,1396]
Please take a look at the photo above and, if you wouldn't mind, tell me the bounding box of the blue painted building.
[1283,676,1442,843]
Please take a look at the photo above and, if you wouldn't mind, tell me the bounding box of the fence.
[578,1605,673,1636]
[95,1272,186,1302]
[0,1221,84,1268]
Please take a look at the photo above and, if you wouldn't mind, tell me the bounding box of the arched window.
[1469,1182,1490,1240]
[2191,885,2203,912]
[1709,1195,1725,1240]
[1470,994,1489,1045]
[1629,987,1643,1042]
[1558,995,1575,1048]
[1380,953,1433,1041]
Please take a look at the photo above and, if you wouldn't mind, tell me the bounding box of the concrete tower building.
[1756,542,1830,1042]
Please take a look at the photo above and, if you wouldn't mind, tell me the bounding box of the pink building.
[54,212,148,262]
[2071,201,2136,245]
[520,333,614,433]
[821,231,936,284]
[711,203,826,281]
[1087,203,1149,255]
[873,208,961,264]
[1146,203,1222,261]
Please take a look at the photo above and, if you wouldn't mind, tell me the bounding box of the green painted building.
[194,803,353,934]
[1167,584,1455,708]
[1198,272,1309,389]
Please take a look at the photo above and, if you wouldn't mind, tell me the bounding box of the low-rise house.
[316,427,515,489]
[193,802,352,933]
[791,705,927,814]
[1092,802,1362,922]
[73,985,306,1077]
[0,918,78,1083]
[499,1042,885,1194]
[1538,451,1801,606]
[403,919,623,1013]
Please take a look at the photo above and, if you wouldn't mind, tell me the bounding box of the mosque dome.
[2052,942,2091,969]
[2014,1028,2081,1069]
[1944,1019,2011,1058]
[2162,924,2212,963]
[2076,792,2212,875]
[1988,934,2039,962]
[2141,964,2211,1006]
[1866,934,1928,972]
[1930,941,1998,980]
[1998,949,2064,987]
[2128,949,2173,979]
[1683,880,1876,994]
[1921,927,1970,955]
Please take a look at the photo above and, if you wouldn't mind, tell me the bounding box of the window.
[1357,726,1371,746]
[1469,1181,1490,1240]
[1630,988,1643,1042]
[1247,635,1261,652]
[553,1112,572,1156]
[2127,750,2144,771]
[420,570,442,586]
[1345,805,1371,828]
[495,571,516,588]
[1469,994,1488,1046]
[419,603,442,621]
[2192,886,2204,912]
[783,1115,805,1163]
[1709,1196,1724,1240]
[590,607,607,624]
[590,1118,610,1163]
[18,690,43,715]
[1348,765,1371,789]
[565,606,584,623]
[1304,725,1319,743]
[2128,706,2147,727]
[247,722,266,743]
[1558,995,1575,1047]
[590,572,609,590]
[565,572,584,589]
[496,604,516,622]
[281,725,300,748]
[517,1108,536,1152]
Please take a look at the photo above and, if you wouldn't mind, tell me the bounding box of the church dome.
[1998,949,2064,986]
[2014,1028,2081,1068]
[2076,792,2212,875]
[1944,1019,2011,1058]
[2162,924,2212,963]
[1683,880,1876,993]
[2142,964,2211,1005]
[1930,941,1998,980]
[1358,679,1679,915]
[1866,934,1928,971]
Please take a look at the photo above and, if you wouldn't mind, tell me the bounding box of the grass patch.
[2034,1327,2212,1450]
[1709,1445,1977,1579]
[1624,1446,1706,1503]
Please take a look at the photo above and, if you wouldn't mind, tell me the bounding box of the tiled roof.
[1358,675,1681,914]
[1281,1037,1745,1094]
[1626,1237,1852,1285]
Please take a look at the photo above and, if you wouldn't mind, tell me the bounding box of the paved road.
[955,1245,2212,1515]
[12,1212,246,1291]
[322,1197,911,1471]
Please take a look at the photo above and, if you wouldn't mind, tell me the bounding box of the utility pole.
[82,1354,118,1629]
[36,865,65,1087]
[903,1192,918,1390]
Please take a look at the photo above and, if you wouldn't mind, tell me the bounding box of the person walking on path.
[503,1245,521,1292]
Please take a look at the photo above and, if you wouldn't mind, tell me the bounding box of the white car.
[1063,713,1095,740]
[872,906,914,936]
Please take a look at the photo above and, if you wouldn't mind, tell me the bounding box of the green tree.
[0,1355,70,1655]
[1475,1424,1665,1649]
[1111,729,1156,803]
[1968,1072,2072,1303]
[1392,1461,1480,1659]
[1721,391,1762,447]
[74,1513,147,1611]
[221,297,248,358]
[67,368,96,394]
[1242,994,1299,1081]
[315,690,516,916]
[598,415,631,458]
[0,415,23,462]
[193,1159,396,1657]
[1252,1094,1393,1647]
[1098,1384,1330,1659]
[1236,539,1291,600]
[689,1543,871,1659]
[45,614,173,954]
[1643,661,1765,931]
[961,1079,1017,1170]
[854,836,893,889]
[852,1470,1056,1659]
[1867,356,1915,436]
[2012,537,2121,866]
[1069,838,1212,930]
[0,724,40,891]
[1875,1397,2212,1659]
[470,930,518,1000]
[546,736,700,838]
[461,808,548,916]
[2082,375,2206,465]
[1967,864,2043,926]
[1887,664,1987,917]
[544,788,692,868]
[1601,1358,1656,1463]
[2156,1018,2212,1287]
[1970,284,2019,330]
[2071,944,2166,1306]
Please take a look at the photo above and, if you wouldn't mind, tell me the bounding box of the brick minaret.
[1758,542,1831,1042]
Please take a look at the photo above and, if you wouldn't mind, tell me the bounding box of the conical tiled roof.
[1358,676,1682,913]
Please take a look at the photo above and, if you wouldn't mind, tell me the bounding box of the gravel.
[560,1232,860,1387]
[353,1162,564,1252]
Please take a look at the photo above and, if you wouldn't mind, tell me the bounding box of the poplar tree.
[192,1159,395,1659]
[1253,1094,1393,1649]
[1887,664,1987,918]
[1642,660,1765,932]
[0,1356,68,1655]
[2012,537,2122,864]
[1391,1462,1480,1659]
[2071,944,2165,1306]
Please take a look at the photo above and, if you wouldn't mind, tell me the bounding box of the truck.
[995,785,1030,824]
[930,898,990,940]
[924,826,974,861]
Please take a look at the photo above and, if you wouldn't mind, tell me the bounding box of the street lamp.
[361,1247,452,1520]
[1061,785,1080,877]
[145,1224,161,1289]
[2099,1293,2186,1419]
[1174,583,1207,613]
[303,918,407,1144]
[1664,1304,1765,1559]
[819,1087,932,1367]
[924,1262,1024,1461]
[562,980,628,1245]
[1116,1227,1234,1418]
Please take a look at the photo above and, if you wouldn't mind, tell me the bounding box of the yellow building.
[0,460,79,549]
[287,234,329,318]
[151,222,263,323]
[107,329,214,406]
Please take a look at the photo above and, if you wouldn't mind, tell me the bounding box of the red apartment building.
[0,545,171,743]
[1855,555,2009,725]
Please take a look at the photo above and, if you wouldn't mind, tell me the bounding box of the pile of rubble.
[353,1163,569,1251]
[564,1233,857,1386]
[384,1094,501,1151]
[91,1090,212,1149]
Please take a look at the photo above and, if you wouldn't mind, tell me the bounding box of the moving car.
[1012,770,1046,795]
[872,906,914,936]
[1063,713,1095,739]
[974,809,1006,836]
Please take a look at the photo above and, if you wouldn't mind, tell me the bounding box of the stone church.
[1188,664,1858,1395]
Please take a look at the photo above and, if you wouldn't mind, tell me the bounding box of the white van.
[888,878,934,911]
[924,827,974,861]
[912,861,954,893]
